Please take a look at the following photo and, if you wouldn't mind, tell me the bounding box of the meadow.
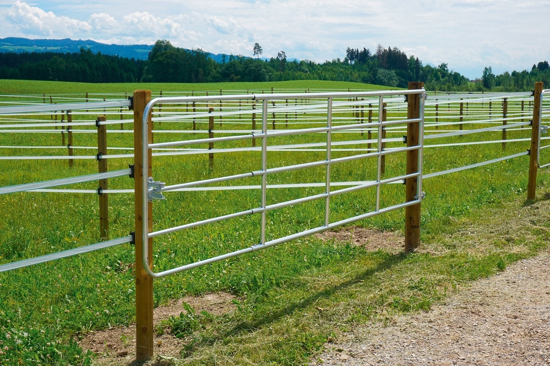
[0,79,549,365]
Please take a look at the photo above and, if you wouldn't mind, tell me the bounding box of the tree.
[277,51,286,72]
[482,66,495,89]
[253,43,263,58]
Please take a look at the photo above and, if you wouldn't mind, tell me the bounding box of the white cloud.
[0,0,549,78]
[6,0,91,37]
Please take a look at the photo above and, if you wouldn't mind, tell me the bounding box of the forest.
[0,39,549,91]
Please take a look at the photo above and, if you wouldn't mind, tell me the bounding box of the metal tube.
[149,209,254,238]
[261,100,268,245]
[326,98,332,226]
[424,122,530,141]
[376,96,383,211]
[0,168,132,195]
[0,100,131,115]
[0,235,132,273]
[423,151,528,179]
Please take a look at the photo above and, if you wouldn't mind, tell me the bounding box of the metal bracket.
[414,191,426,200]
[542,125,549,134]
[148,177,166,202]
[128,96,134,110]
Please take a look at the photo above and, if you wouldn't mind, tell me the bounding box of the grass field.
[0,79,549,365]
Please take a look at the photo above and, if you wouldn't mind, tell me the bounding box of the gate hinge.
[148,177,166,202]
[414,191,426,200]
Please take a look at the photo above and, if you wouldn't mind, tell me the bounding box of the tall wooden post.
[67,111,73,168]
[97,116,109,240]
[285,99,288,128]
[272,101,276,130]
[528,82,544,200]
[192,102,196,130]
[219,89,223,126]
[502,98,508,150]
[368,104,373,149]
[209,108,214,169]
[133,90,154,361]
[405,82,424,252]
[521,100,525,124]
[459,98,464,131]
[360,98,364,137]
[435,100,439,130]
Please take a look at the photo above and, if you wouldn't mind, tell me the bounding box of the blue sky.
[0,0,549,79]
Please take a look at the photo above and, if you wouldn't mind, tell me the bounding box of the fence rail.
[1,83,550,361]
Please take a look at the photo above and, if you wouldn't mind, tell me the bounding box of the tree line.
[0,39,549,92]
[0,48,145,82]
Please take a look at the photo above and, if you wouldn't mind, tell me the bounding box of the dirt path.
[317,252,550,365]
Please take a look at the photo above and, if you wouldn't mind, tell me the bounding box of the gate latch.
[148,177,166,202]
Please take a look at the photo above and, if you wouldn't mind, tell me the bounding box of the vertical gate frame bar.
[68,111,73,168]
[134,90,154,361]
[528,82,544,200]
[376,96,384,212]
[97,115,109,240]
[261,99,268,245]
[325,98,333,226]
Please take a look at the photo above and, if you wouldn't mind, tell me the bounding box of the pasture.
[0,80,549,365]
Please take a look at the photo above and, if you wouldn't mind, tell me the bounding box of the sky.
[0,0,549,79]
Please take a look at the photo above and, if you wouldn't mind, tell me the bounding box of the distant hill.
[0,37,152,60]
[0,37,233,63]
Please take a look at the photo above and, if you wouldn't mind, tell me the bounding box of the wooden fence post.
[209,107,214,169]
[522,100,525,124]
[435,100,439,129]
[459,98,464,131]
[368,104,373,149]
[97,115,109,240]
[219,89,223,126]
[192,102,196,130]
[272,101,276,130]
[528,82,544,200]
[285,99,288,128]
[67,111,73,168]
[405,81,424,252]
[360,98,364,137]
[502,98,508,150]
[133,90,154,361]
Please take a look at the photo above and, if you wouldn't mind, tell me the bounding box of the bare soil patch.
[316,226,404,254]
[80,292,236,365]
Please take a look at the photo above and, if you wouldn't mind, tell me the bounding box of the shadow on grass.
[182,251,409,357]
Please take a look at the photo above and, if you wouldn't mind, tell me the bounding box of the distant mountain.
[0,37,152,60]
[0,37,238,63]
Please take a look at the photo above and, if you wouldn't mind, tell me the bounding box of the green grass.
[0,79,388,96]
[0,80,549,365]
